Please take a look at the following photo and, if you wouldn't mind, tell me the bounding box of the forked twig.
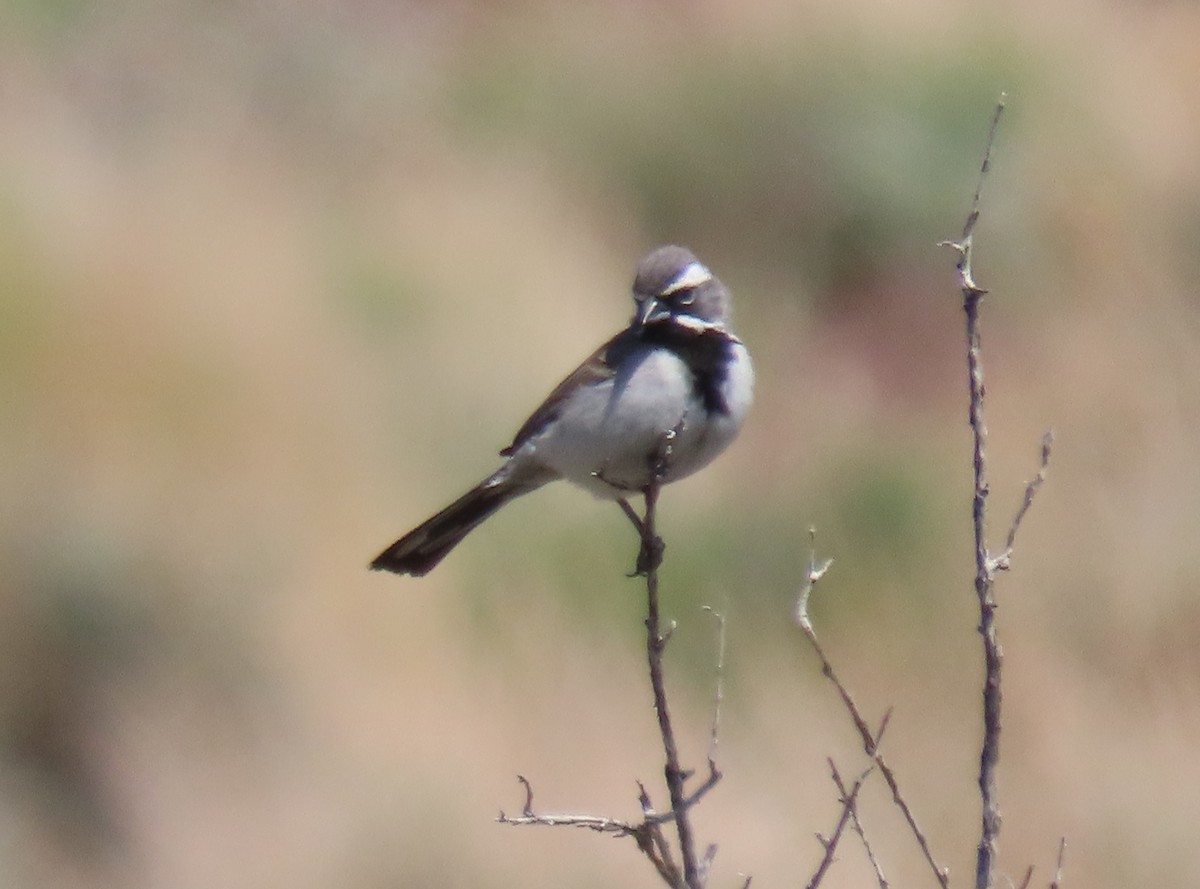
[805,759,873,889]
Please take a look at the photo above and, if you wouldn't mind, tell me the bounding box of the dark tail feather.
[370,476,538,576]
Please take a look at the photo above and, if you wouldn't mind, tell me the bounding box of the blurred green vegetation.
[2,1,1200,888]
[447,23,1040,299]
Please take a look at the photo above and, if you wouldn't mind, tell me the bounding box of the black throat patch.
[636,322,737,415]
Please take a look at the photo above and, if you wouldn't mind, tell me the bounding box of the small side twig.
[805,759,872,889]
[701,605,728,767]
[497,775,639,835]
[1049,837,1066,889]
[989,431,1053,573]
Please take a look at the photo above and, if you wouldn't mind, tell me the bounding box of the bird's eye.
[674,288,696,305]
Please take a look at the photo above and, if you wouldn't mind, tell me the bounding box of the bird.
[370,245,753,576]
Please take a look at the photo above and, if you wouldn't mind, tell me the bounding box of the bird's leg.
[617,497,646,536]
[633,481,665,576]
[593,466,644,536]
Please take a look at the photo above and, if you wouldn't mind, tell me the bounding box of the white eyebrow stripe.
[668,314,732,337]
[662,261,712,295]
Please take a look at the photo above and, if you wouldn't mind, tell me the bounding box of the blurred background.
[2,0,1200,886]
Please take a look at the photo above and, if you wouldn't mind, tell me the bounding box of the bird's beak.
[635,296,670,328]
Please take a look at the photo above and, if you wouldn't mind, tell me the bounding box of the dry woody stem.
[940,94,1054,889]
[499,440,723,889]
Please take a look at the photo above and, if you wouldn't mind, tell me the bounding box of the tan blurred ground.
[2,1,1199,887]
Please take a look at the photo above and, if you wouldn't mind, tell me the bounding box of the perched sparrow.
[370,245,753,576]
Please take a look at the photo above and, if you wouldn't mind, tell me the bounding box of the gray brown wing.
[499,331,623,456]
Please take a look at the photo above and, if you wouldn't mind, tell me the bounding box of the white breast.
[516,341,753,498]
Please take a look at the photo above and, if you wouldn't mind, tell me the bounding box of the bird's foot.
[630,532,665,577]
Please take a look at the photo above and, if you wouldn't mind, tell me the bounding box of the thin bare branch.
[873,756,951,889]
[497,808,639,834]
[830,765,889,889]
[940,94,1014,889]
[498,775,639,835]
[796,532,951,889]
[641,475,707,889]
[642,820,682,888]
